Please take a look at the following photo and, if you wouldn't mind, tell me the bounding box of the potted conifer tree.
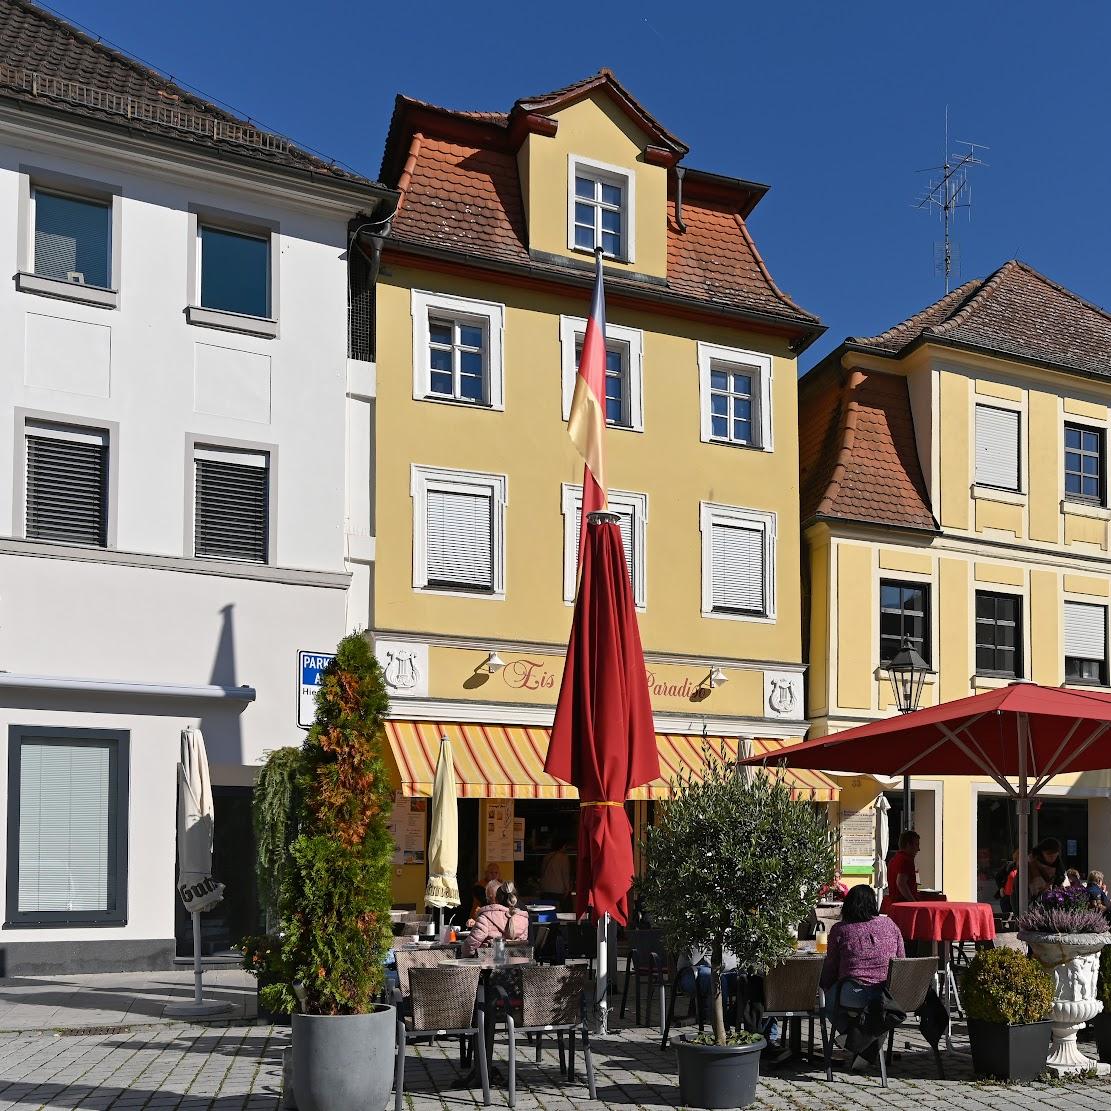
[639,753,835,1109]
[257,634,396,1111]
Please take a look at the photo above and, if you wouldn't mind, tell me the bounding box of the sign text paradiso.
[501,659,696,699]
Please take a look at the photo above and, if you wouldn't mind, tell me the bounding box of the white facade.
[0,100,388,972]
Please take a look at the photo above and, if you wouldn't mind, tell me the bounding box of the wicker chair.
[395,965,489,1111]
[762,956,826,1063]
[393,946,455,998]
[497,964,596,1108]
[619,929,667,1029]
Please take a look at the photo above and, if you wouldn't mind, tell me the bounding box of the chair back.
[394,946,453,996]
[624,928,666,968]
[505,941,534,960]
[408,965,481,1031]
[885,956,937,1013]
[519,964,591,1029]
[763,956,824,1014]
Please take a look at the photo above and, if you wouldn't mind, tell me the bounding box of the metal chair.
[499,964,596,1108]
[762,956,827,1063]
[619,929,667,1029]
[660,958,705,1049]
[395,965,489,1111]
[884,956,945,1078]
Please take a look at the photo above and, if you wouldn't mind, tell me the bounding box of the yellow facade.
[807,342,1111,901]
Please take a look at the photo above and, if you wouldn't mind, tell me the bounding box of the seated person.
[820,885,905,1012]
[1088,870,1111,914]
[820,872,850,901]
[463,882,529,956]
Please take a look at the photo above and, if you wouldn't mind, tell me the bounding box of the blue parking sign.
[298,650,335,727]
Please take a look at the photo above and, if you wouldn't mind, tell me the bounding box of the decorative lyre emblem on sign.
[384,649,420,690]
[768,677,797,716]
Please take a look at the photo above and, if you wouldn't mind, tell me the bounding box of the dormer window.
[568,156,634,263]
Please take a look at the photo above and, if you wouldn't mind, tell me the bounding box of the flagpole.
[597,912,609,1036]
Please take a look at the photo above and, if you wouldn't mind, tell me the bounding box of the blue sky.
[46,0,1111,369]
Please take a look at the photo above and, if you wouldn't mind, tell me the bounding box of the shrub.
[256,633,394,1017]
[963,948,1053,1025]
[1017,886,1109,935]
[638,751,836,1046]
[253,746,305,928]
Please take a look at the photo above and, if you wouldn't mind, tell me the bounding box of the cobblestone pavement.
[3,1017,1111,1110]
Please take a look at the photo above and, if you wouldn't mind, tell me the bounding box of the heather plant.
[964,948,1053,1025]
[1018,886,1109,935]
[639,751,836,1046]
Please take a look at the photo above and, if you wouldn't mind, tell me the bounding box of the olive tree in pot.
[257,634,395,1111]
[638,754,835,1110]
[963,948,1054,1081]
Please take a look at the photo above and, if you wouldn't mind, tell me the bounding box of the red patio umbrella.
[741,681,1111,912]
[546,512,660,926]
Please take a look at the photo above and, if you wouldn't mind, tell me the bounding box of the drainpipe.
[674,166,687,233]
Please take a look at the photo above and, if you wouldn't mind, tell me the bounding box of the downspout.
[674,166,687,233]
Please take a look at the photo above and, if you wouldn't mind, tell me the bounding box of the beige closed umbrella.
[424,736,460,914]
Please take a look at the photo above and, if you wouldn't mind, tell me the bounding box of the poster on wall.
[513,818,525,861]
[840,808,876,877]
[486,800,514,861]
[388,791,428,866]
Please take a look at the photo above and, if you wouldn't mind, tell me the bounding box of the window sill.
[706,436,770,454]
[703,608,776,625]
[418,585,505,602]
[972,674,1021,690]
[418,393,500,412]
[971,484,1026,505]
[1060,499,1111,521]
[16,271,118,308]
[186,305,278,338]
[569,244,632,266]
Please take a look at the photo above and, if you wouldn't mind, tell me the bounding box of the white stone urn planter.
[1018,930,1111,1076]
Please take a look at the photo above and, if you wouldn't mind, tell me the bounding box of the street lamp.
[887,636,933,831]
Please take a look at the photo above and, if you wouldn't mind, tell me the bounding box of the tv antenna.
[914,108,987,292]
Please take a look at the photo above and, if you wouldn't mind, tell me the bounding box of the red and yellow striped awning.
[384,722,839,802]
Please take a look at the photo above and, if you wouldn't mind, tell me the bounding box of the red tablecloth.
[887,901,996,943]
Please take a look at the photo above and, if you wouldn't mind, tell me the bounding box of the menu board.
[840,808,876,876]
[486,800,514,861]
[513,818,525,861]
[388,791,428,866]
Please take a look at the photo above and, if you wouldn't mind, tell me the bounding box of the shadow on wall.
[198,603,245,769]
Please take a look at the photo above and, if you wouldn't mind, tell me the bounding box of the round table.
[887,901,996,943]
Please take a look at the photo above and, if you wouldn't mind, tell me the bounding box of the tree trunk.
[710,937,727,1046]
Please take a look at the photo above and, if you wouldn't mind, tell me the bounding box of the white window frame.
[411,290,505,411]
[1063,599,1109,686]
[558,316,644,432]
[699,502,777,622]
[974,401,1022,492]
[410,465,508,599]
[561,484,648,609]
[567,155,635,264]
[697,342,774,452]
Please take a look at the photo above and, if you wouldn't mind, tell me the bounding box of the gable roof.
[0,0,389,198]
[380,74,821,340]
[849,260,1111,380]
[799,364,936,532]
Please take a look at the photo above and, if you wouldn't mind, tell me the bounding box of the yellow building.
[802,259,1111,903]
[362,70,836,906]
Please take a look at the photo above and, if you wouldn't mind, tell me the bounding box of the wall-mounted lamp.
[707,666,728,689]
[484,651,506,674]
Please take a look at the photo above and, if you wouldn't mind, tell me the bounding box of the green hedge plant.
[638,751,836,1046]
[963,948,1053,1025]
[255,633,394,1016]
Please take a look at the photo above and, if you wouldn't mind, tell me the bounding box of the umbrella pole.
[1017,713,1030,918]
[597,913,609,1036]
[190,910,203,1006]
[903,775,913,832]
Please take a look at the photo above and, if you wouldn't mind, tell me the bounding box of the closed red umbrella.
[741,681,1111,911]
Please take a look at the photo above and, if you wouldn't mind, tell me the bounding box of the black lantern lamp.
[886,636,933,830]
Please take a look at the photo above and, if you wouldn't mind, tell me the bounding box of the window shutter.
[34,191,111,287]
[18,742,112,913]
[195,450,269,563]
[25,423,108,546]
[712,521,765,613]
[572,504,635,588]
[1065,602,1107,659]
[975,405,1020,489]
[427,488,493,588]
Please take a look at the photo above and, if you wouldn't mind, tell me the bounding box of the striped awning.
[383,721,839,802]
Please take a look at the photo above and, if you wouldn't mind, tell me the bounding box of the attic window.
[568,156,634,263]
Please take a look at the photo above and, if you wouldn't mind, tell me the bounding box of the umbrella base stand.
[164,910,235,1019]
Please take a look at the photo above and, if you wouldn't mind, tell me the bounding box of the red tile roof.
[799,364,936,531]
[380,75,819,333]
[850,260,1111,379]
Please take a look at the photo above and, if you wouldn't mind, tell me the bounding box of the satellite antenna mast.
[914,107,987,292]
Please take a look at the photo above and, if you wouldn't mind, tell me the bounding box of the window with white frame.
[412,291,505,410]
[700,503,776,620]
[559,317,644,431]
[561,485,647,607]
[33,189,111,288]
[199,224,270,318]
[194,446,270,563]
[411,466,507,596]
[25,420,109,547]
[1064,600,1108,685]
[974,403,1021,491]
[697,343,773,451]
[568,156,634,262]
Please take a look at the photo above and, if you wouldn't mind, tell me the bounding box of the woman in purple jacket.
[820,885,905,1010]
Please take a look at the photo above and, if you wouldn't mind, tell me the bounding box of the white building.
[0,0,394,973]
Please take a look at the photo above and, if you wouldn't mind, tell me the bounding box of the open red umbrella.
[741,681,1111,911]
[546,512,660,925]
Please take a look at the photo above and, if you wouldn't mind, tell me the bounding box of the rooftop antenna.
[914,107,988,292]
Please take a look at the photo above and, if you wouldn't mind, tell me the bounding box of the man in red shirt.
[881,830,920,913]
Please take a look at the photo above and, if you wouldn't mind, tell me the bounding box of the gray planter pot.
[675,1035,765,1109]
[292,1005,395,1111]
